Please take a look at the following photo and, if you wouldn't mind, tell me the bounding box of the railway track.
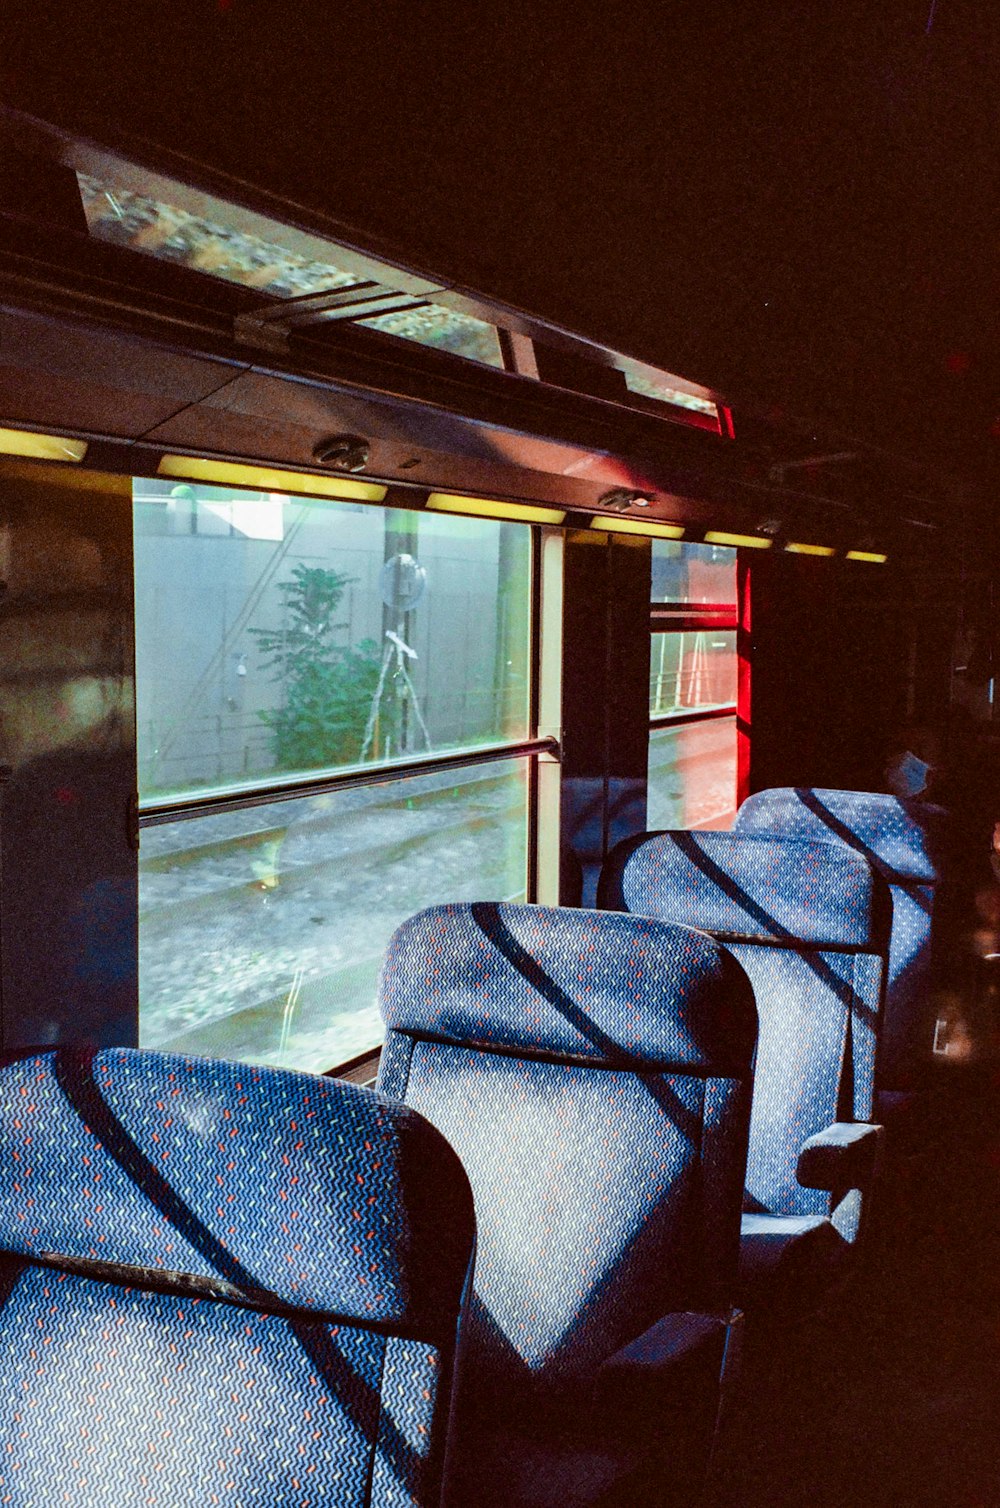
[139,782,527,1070]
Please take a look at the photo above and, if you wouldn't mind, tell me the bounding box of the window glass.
[355,306,504,368]
[624,371,718,417]
[647,718,737,831]
[649,630,737,715]
[78,174,367,298]
[651,540,737,605]
[138,759,529,1072]
[134,483,532,799]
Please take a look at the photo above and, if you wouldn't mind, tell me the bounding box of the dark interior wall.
[4,6,1000,488]
[0,459,137,1050]
[747,553,915,794]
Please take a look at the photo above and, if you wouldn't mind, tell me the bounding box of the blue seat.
[733,788,950,1110]
[0,1046,475,1508]
[598,832,888,1312]
[377,901,757,1508]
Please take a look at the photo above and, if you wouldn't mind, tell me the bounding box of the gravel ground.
[138,731,735,1073]
[139,771,527,1072]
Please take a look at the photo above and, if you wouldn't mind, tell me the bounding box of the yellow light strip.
[705,530,772,550]
[786,542,836,557]
[426,492,566,525]
[590,516,685,539]
[846,550,888,564]
[157,454,387,502]
[0,426,87,463]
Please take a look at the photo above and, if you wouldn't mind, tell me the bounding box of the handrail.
[649,705,736,730]
[139,736,559,827]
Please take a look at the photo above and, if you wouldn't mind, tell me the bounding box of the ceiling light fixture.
[425,492,566,525]
[590,517,684,539]
[705,530,772,549]
[157,455,387,502]
[0,426,88,463]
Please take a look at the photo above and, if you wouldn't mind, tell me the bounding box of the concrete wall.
[134,483,530,793]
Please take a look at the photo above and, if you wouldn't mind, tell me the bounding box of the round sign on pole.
[380,553,427,612]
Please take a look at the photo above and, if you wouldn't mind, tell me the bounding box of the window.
[624,370,719,419]
[647,719,738,830]
[77,166,507,369]
[649,631,737,715]
[354,306,505,369]
[134,482,531,796]
[139,760,529,1074]
[78,174,367,299]
[135,482,539,1072]
[648,540,738,830]
[651,540,737,605]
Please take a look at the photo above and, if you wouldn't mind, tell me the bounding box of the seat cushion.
[738,1213,851,1312]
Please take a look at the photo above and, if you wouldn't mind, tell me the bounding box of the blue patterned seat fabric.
[377,901,757,1507]
[0,1047,475,1508]
[734,787,949,1098]
[597,832,887,1311]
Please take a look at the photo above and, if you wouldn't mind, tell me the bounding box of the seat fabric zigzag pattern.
[734,788,948,1091]
[377,901,757,1506]
[597,833,886,1307]
[0,1047,475,1508]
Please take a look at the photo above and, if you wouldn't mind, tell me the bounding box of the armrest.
[593,1310,734,1422]
[796,1121,883,1192]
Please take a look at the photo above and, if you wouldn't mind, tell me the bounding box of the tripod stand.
[359,625,432,761]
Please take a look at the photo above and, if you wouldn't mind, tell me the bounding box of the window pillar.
[559,529,651,906]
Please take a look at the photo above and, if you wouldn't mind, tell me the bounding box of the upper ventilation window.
[624,369,719,419]
[354,306,504,368]
[77,173,367,298]
[69,156,725,411]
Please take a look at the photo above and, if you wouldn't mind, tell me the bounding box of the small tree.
[251,563,381,770]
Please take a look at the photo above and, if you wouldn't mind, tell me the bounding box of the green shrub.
[252,563,382,770]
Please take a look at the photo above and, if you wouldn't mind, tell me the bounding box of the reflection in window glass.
[356,306,504,368]
[625,371,718,417]
[78,173,366,298]
[134,482,532,798]
[138,760,529,1071]
[649,631,737,715]
[648,719,737,831]
[651,540,736,605]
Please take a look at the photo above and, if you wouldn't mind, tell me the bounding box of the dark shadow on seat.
[377,901,758,1507]
[597,830,888,1315]
[667,831,879,1032]
[734,787,951,1094]
[0,1046,475,1507]
[470,901,702,1141]
[796,789,933,917]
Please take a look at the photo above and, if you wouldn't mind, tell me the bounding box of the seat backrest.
[377,901,756,1473]
[733,787,949,1090]
[0,1047,475,1508]
[598,833,886,1227]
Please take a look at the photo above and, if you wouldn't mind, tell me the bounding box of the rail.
[139,735,559,827]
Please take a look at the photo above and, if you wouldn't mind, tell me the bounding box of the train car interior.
[0,5,998,1504]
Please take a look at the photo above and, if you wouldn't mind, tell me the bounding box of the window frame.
[135,487,550,1075]
[647,546,741,826]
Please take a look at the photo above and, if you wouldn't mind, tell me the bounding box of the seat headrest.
[599,831,884,948]
[379,902,756,1076]
[0,1048,473,1334]
[733,787,949,884]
